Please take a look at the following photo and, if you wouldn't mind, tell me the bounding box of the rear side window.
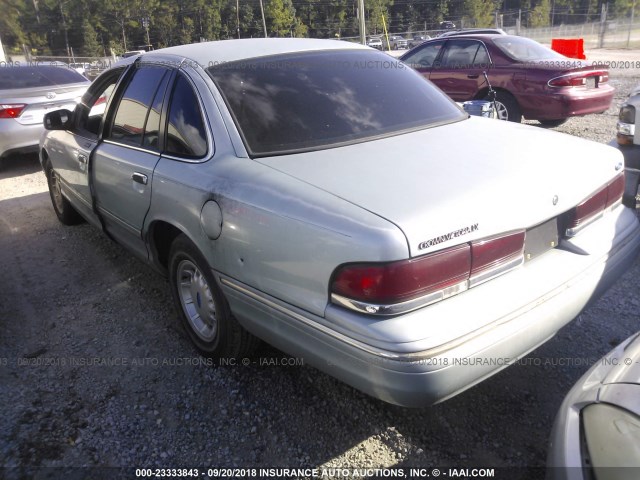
[165,74,208,158]
[208,49,463,157]
[0,66,87,89]
[108,66,170,149]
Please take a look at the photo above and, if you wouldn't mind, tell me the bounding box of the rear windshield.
[0,66,88,89]
[207,49,464,156]
[492,36,564,61]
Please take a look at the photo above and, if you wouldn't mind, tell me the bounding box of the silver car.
[40,38,640,407]
[0,65,89,160]
[547,331,640,479]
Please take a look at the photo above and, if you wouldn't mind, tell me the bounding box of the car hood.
[256,117,624,257]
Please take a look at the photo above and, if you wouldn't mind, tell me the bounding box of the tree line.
[1,0,635,57]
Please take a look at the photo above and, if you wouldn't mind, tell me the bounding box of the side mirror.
[44,109,72,130]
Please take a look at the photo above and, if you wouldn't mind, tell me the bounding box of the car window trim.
[160,68,213,163]
[436,39,493,69]
[71,66,129,141]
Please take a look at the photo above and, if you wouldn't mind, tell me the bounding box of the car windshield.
[0,66,87,89]
[492,36,564,61]
[207,49,464,156]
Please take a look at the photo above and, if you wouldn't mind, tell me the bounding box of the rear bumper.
[519,86,615,120]
[220,206,640,407]
[0,120,43,158]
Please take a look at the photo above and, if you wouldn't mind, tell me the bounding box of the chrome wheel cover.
[176,259,217,342]
[50,170,64,212]
[495,101,509,121]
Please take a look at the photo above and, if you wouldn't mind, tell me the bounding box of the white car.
[40,38,640,407]
[548,331,640,479]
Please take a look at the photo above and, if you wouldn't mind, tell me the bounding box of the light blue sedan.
[40,38,640,407]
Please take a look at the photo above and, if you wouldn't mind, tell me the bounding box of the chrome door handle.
[77,153,87,164]
[132,172,148,185]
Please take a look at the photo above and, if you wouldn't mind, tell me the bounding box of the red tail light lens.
[606,173,625,208]
[331,244,470,305]
[331,231,526,314]
[566,173,624,235]
[548,71,607,88]
[0,104,27,118]
[93,95,107,106]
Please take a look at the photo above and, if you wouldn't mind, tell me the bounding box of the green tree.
[459,0,497,28]
[529,0,551,27]
[265,0,296,36]
[81,19,102,55]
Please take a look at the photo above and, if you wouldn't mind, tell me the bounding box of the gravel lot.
[1,49,639,480]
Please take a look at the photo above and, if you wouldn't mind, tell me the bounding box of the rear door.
[429,39,492,100]
[92,64,173,260]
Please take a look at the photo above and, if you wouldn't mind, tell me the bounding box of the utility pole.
[236,0,241,38]
[628,1,635,48]
[142,16,151,47]
[358,0,366,45]
[259,0,268,38]
[59,2,70,59]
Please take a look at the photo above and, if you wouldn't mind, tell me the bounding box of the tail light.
[617,105,636,146]
[548,70,608,88]
[0,104,27,118]
[331,231,525,315]
[565,173,625,236]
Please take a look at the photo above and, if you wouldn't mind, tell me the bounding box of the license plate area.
[586,76,596,89]
[524,217,559,262]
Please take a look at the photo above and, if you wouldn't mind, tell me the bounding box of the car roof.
[155,38,369,66]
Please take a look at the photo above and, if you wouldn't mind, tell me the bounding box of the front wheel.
[168,234,259,358]
[492,91,521,123]
[45,161,83,225]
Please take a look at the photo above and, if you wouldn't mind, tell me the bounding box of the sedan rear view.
[39,39,640,407]
[0,65,89,160]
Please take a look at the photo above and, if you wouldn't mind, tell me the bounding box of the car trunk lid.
[0,83,87,126]
[256,117,623,257]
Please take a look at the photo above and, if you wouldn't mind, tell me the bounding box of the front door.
[92,65,173,260]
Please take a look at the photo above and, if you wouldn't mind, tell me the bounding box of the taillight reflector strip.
[566,173,625,236]
[331,244,470,306]
[331,231,525,315]
[470,231,525,287]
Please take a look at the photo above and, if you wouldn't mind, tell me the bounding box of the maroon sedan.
[400,34,614,126]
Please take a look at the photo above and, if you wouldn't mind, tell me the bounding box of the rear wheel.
[45,161,83,225]
[168,234,259,358]
[492,91,521,123]
[539,119,568,128]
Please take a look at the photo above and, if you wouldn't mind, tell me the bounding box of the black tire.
[44,161,84,225]
[168,234,259,358]
[492,91,521,123]
[538,118,568,128]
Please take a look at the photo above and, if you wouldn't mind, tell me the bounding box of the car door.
[92,64,173,260]
[429,39,492,101]
[46,69,124,224]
